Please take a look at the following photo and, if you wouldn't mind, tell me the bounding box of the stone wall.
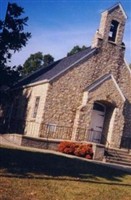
[8,5,131,148]
[87,78,125,148]
[41,41,130,148]
[70,77,125,147]
[99,6,126,45]
[41,4,131,144]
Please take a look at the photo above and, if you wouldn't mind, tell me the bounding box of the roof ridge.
[102,2,127,19]
[66,46,91,57]
[49,48,96,82]
[11,47,96,89]
[13,47,91,88]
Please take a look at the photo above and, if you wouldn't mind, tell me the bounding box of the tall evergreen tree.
[0,2,31,87]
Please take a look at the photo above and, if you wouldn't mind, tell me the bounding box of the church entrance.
[88,102,106,143]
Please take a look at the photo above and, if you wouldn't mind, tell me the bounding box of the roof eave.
[10,79,49,91]
[86,73,126,102]
[49,48,97,83]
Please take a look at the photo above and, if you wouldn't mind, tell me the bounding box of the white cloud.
[11,28,95,66]
[11,21,131,66]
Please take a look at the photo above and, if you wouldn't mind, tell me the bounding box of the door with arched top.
[88,102,106,143]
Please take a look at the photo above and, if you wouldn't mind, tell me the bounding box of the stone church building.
[1,3,131,150]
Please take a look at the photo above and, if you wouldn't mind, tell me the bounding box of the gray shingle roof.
[13,47,97,88]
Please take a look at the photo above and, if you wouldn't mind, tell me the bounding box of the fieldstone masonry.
[40,4,131,148]
[1,4,130,150]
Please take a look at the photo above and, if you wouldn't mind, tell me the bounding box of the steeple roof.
[102,3,127,19]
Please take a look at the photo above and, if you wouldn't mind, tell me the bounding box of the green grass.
[0,145,131,200]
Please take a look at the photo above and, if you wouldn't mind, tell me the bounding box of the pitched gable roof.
[102,3,127,19]
[85,73,126,102]
[13,47,97,88]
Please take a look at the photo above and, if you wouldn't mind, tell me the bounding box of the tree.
[67,45,87,56]
[22,52,44,76]
[22,52,54,76]
[129,63,131,69]
[43,54,54,67]
[0,3,31,87]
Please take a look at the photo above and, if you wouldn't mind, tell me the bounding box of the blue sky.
[0,0,131,66]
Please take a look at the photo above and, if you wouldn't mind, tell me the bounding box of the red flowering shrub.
[58,141,79,154]
[88,144,93,148]
[58,141,93,159]
[58,141,70,152]
[74,144,91,157]
[85,154,92,159]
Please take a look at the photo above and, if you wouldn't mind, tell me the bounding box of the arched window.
[108,20,119,42]
[93,102,105,112]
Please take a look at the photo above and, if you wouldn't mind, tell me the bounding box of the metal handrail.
[101,133,121,161]
[41,123,72,140]
[1,118,130,156]
[120,136,131,153]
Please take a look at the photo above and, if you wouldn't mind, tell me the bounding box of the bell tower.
[92,3,127,48]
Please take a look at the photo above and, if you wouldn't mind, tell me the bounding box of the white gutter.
[22,79,49,88]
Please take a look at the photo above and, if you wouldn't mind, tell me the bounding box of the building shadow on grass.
[0,147,131,186]
[0,174,131,187]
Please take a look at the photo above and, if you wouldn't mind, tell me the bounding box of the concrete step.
[106,155,131,163]
[106,159,131,167]
[107,149,130,155]
[105,148,131,167]
[106,153,131,160]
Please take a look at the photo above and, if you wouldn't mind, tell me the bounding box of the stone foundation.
[0,134,105,161]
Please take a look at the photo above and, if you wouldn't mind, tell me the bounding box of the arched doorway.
[88,102,106,143]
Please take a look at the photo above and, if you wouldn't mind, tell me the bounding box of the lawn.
[0,145,131,200]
